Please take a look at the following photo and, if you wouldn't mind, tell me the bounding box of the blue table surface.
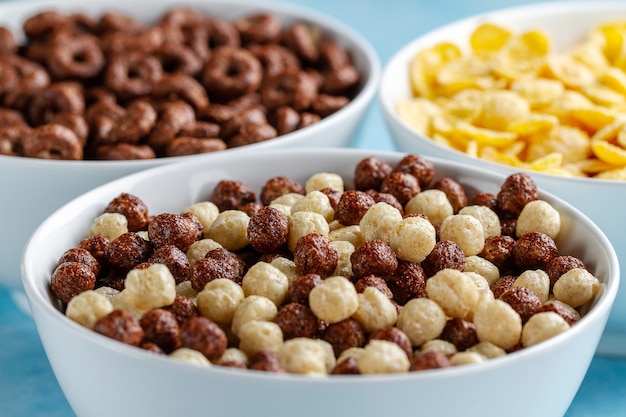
[1,0,626,415]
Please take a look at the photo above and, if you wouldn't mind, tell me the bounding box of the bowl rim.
[0,0,381,168]
[20,147,620,383]
[378,0,626,186]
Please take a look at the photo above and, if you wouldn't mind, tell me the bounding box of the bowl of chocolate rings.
[21,147,618,417]
[379,1,626,355]
[0,0,380,301]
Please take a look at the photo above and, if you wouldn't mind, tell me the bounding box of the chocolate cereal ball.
[247,206,289,253]
[354,156,393,191]
[421,240,465,278]
[293,233,338,277]
[497,173,539,216]
[393,153,435,188]
[148,213,202,252]
[104,192,150,232]
[334,190,376,226]
[210,179,257,211]
[512,232,558,271]
[350,239,398,279]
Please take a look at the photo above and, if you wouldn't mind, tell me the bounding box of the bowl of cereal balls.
[0,0,380,298]
[378,1,626,355]
[21,147,618,417]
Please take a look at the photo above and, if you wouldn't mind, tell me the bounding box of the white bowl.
[22,148,618,417]
[0,0,380,294]
[379,1,626,355]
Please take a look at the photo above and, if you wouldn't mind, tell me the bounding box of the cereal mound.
[0,8,361,160]
[398,21,626,180]
[50,154,601,376]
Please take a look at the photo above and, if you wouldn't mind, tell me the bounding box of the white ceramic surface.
[22,148,618,417]
[0,0,380,293]
[379,1,626,355]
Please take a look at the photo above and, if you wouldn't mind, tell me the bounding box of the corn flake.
[470,23,512,53]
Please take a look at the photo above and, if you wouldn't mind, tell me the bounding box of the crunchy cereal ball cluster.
[50,155,603,377]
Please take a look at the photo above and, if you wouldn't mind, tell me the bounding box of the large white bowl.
[379,1,626,355]
[0,0,380,295]
[22,148,618,417]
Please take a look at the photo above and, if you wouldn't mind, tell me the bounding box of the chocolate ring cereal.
[202,46,262,102]
[260,68,318,111]
[235,13,282,45]
[28,81,85,126]
[95,143,156,160]
[104,50,163,100]
[47,33,105,80]
[22,123,83,160]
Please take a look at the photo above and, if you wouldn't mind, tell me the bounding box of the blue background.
[1,0,625,416]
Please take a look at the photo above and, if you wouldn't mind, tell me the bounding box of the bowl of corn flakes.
[379,1,626,355]
[21,147,618,417]
[0,0,380,302]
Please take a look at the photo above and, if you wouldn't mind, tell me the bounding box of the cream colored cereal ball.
[514,269,551,304]
[358,340,411,375]
[268,203,292,217]
[124,263,176,311]
[328,219,343,232]
[329,224,365,248]
[553,268,600,308]
[464,271,494,303]
[467,341,506,359]
[291,190,334,222]
[439,214,485,256]
[66,290,114,329]
[473,299,522,350]
[207,210,250,251]
[449,351,485,367]
[270,192,305,207]
[287,211,330,252]
[216,348,248,367]
[305,172,344,193]
[396,297,447,347]
[238,320,284,356]
[426,268,480,320]
[110,290,145,318]
[181,201,219,238]
[186,238,222,267]
[309,276,359,323]
[175,280,198,300]
[87,212,128,241]
[516,200,561,239]
[522,311,570,347]
[464,255,500,285]
[352,287,398,333]
[458,205,501,238]
[390,215,436,263]
[359,202,403,244]
[405,189,453,226]
[242,262,289,306]
[170,348,211,366]
[93,286,120,302]
[278,338,336,375]
[196,278,245,324]
[331,240,355,277]
[231,295,278,337]
[419,339,457,356]
[269,256,299,283]
[337,347,365,363]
